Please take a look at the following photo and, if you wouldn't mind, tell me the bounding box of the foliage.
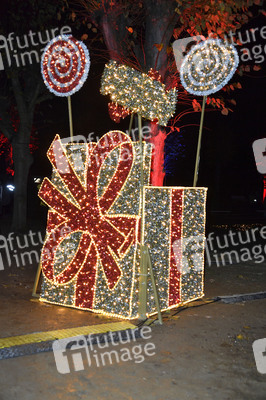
[0,108,38,176]
[68,0,262,186]
[70,0,261,122]
[174,0,257,37]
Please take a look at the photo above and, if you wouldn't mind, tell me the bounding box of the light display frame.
[100,60,177,126]
[180,38,239,96]
[38,132,207,319]
[143,186,207,314]
[41,34,90,97]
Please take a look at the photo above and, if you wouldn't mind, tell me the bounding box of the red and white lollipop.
[41,35,90,97]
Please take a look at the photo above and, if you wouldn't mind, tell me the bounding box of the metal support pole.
[193,95,207,187]
[67,96,74,140]
[138,114,147,319]
[138,114,162,323]
[128,113,134,137]
[32,262,42,298]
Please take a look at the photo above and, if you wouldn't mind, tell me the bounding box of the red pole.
[263,175,266,202]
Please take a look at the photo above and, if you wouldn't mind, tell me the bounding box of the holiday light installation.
[180,38,239,96]
[36,45,208,319]
[100,61,177,126]
[179,38,239,186]
[41,35,90,96]
[37,131,207,319]
[41,35,90,137]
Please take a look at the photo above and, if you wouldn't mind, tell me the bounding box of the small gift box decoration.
[38,131,207,319]
[143,186,207,314]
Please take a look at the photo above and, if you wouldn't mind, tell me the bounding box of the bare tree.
[0,0,66,231]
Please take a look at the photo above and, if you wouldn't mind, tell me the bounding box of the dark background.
[1,12,266,229]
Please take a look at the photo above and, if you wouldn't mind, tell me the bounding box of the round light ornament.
[41,35,90,97]
[180,38,239,96]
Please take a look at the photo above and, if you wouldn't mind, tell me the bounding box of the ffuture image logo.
[0,231,44,270]
[252,338,266,374]
[0,226,71,271]
[53,336,90,374]
[0,25,71,70]
[172,234,205,274]
[252,138,266,174]
[55,126,154,173]
[172,35,205,72]
[53,327,156,374]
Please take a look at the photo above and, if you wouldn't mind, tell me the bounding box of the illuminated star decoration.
[101,60,177,126]
[41,35,90,96]
[180,38,239,96]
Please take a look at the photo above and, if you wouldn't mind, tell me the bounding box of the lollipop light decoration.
[41,35,90,139]
[180,38,239,186]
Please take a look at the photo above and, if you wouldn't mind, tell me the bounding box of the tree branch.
[10,71,27,121]
[28,81,42,112]
[0,95,15,141]
[0,117,15,141]
[35,91,53,105]
[143,0,181,74]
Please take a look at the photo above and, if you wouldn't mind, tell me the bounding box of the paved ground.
[0,298,265,400]
[0,222,266,399]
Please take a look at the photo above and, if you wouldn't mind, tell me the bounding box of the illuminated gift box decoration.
[143,186,207,312]
[38,131,207,318]
[100,61,177,126]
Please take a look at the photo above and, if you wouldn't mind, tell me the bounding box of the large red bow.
[39,131,139,309]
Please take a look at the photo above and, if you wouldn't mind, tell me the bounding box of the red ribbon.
[169,189,183,306]
[39,131,138,309]
[108,102,130,123]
